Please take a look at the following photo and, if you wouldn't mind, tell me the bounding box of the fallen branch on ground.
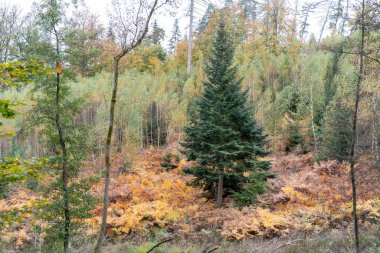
[145,238,173,253]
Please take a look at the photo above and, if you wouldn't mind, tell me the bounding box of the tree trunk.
[187,0,194,77]
[150,103,153,145]
[318,1,332,47]
[94,56,121,253]
[310,80,318,153]
[292,0,298,40]
[53,29,70,253]
[140,119,144,148]
[340,0,349,34]
[216,173,224,208]
[300,12,309,42]
[157,103,160,147]
[274,100,278,151]
[57,72,70,253]
[372,95,379,162]
[349,1,365,252]
[94,1,165,251]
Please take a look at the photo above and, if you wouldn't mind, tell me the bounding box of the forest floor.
[1,147,380,252]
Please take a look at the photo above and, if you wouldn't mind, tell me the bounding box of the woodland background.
[0,0,379,252]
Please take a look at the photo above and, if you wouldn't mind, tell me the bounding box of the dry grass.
[69,227,380,253]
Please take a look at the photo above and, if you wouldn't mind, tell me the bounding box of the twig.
[206,246,220,253]
[145,238,173,253]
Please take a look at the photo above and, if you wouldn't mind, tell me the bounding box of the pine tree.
[321,96,353,161]
[238,0,258,20]
[323,43,343,108]
[196,4,215,34]
[181,19,271,208]
[169,19,181,54]
[149,20,165,45]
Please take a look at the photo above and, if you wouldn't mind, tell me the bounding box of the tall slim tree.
[299,2,319,42]
[169,18,181,54]
[148,20,165,45]
[196,3,215,34]
[95,0,174,252]
[187,0,194,76]
[238,0,258,20]
[349,0,365,251]
[181,19,271,208]
[329,0,344,33]
[0,3,23,62]
[322,96,353,161]
[64,9,104,76]
[36,1,70,251]
[18,1,97,252]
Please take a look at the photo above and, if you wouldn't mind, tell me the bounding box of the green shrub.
[160,153,180,171]
[232,172,271,207]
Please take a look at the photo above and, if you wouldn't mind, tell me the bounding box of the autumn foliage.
[1,148,379,248]
[87,149,380,241]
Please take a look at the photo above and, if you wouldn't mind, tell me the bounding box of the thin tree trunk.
[157,103,160,147]
[274,100,278,151]
[95,2,162,251]
[264,0,270,46]
[150,103,153,145]
[216,173,223,208]
[340,0,349,34]
[349,1,365,252]
[94,56,121,253]
[310,81,318,153]
[187,0,194,77]
[140,118,144,148]
[35,226,41,253]
[53,28,70,253]
[57,71,70,253]
[300,12,309,42]
[318,1,332,47]
[372,95,379,162]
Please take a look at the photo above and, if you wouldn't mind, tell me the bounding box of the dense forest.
[0,0,379,252]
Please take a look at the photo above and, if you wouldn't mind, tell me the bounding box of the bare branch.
[145,238,173,253]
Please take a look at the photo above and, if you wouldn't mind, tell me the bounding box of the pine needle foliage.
[181,19,272,202]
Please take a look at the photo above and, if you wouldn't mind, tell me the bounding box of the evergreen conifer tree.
[196,4,215,34]
[169,19,181,54]
[181,19,271,208]
[149,20,165,45]
[322,96,353,161]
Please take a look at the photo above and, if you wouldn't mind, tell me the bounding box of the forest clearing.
[0,0,379,252]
